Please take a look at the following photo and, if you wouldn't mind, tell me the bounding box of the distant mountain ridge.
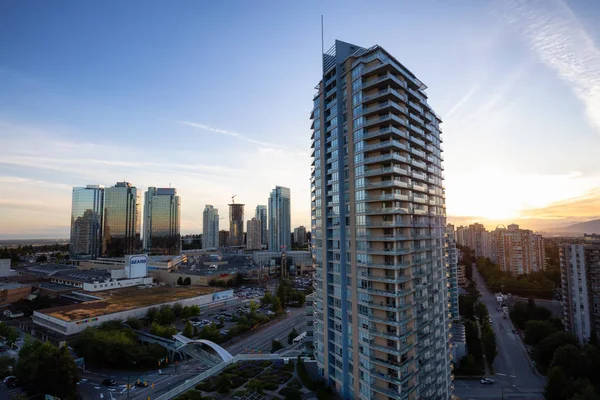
[547,219,600,234]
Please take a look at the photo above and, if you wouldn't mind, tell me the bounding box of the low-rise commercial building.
[33,285,234,336]
[0,282,31,305]
[450,324,467,363]
[251,251,313,275]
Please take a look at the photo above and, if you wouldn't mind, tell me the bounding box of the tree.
[261,292,273,307]
[146,307,158,323]
[16,340,79,399]
[284,389,303,400]
[288,328,299,345]
[550,344,584,377]
[198,323,224,344]
[172,302,183,317]
[271,340,284,352]
[0,356,15,378]
[461,354,480,376]
[184,277,192,285]
[156,306,176,325]
[215,373,232,394]
[177,276,184,286]
[459,295,475,320]
[525,320,558,346]
[35,254,47,262]
[125,318,142,330]
[271,296,283,314]
[183,321,194,338]
[0,322,18,345]
[475,302,488,321]
[149,322,178,339]
[545,366,571,400]
[535,332,578,374]
[481,327,497,365]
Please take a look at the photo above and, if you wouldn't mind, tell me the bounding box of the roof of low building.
[38,285,225,322]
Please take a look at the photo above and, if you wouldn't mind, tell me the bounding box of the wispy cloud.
[178,121,290,151]
[445,85,480,119]
[503,0,600,132]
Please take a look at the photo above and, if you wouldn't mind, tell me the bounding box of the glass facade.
[228,203,244,247]
[311,41,452,400]
[103,182,141,256]
[70,185,104,259]
[203,205,219,249]
[268,186,291,251]
[143,187,181,255]
[255,205,268,247]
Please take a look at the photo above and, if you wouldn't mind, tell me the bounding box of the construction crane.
[231,194,237,204]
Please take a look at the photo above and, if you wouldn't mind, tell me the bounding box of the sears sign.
[126,254,148,278]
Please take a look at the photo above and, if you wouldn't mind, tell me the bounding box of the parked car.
[4,376,17,388]
[480,378,494,384]
[102,378,117,386]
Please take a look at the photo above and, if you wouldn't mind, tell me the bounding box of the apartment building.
[560,234,600,344]
[310,40,451,400]
[492,224,545,275]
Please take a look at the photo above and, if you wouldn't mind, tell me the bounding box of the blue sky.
[2,0,600,238]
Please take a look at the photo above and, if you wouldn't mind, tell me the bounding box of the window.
[314,119,321,130]
[352,65,363,79]
[352,79,362,92]
[352,92,363,106]
[353,116,364,128]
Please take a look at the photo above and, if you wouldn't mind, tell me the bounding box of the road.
[225,307,307,355]
[77,307,308,399]
[454,265,546,400]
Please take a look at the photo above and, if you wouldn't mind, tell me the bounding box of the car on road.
[102,378,117,386]
[480,378,494,384]
[4,376,17,388]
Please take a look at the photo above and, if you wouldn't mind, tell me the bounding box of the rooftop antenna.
[232,194,237,204]
[321,15,324,72]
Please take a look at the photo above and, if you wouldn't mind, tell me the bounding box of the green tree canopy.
[535,332,578,374]
[525,320,559,346]
[16,340,79,399]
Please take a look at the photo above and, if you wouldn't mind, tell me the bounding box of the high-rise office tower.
[143,187,181,255]
[203,205,220,249]
[560,234,600,344]
[268,186,291,251]
[246,218,262,251]
[446,224,459,321]
[310,40,451,399]
[70,185,104,259]
[255,205,268,248]
[491,224,545,275]
[294,226,307,246]
[103,182,141,256]
[229,202,244,247]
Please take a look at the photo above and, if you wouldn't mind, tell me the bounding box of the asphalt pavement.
[224,307,307,355]
[454,265,546,400]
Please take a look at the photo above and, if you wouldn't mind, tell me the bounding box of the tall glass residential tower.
[268,186,291,251]
[255,205,268,248]
[70,185,104,260]
[103,182,141,256]
[310,41,452,400]
[203,205,219,250]
[143,187,181,255]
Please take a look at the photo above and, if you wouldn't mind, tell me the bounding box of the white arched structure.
[173,334,233,361]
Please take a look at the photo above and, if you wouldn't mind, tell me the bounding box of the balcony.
[366,247,412,256]
[364,113,408,129]
[364,153,408,165]
[365,207,412,216]
[366,192,410,202]
[411,159,427,169]
[359,272,411,283]
[363,139,407,152]
[362,126,408,141]
[366,234,410,241]
[365,220,411,228]
[412,171,427,181]
[411,124,425,136]
[366,179,409,189]
[363,87,408,104]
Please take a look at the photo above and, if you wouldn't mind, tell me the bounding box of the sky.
[1,0,600,238]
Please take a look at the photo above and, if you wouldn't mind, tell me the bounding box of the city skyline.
[3,1,600,239]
